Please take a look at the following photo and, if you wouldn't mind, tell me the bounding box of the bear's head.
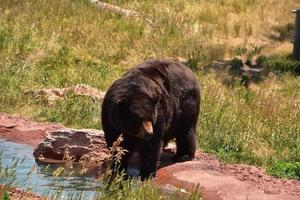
[115,92,159,141]
[110,74,163,141]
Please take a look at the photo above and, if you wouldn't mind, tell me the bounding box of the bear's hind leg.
[174,92,199,162]
[173,126,196,162]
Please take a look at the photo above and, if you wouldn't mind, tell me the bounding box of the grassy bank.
[0,0,300,181]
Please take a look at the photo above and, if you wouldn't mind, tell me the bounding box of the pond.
[0,138,102,199]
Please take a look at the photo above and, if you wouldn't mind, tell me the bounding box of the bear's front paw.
[140,170,157,181]
[173,154,195,162]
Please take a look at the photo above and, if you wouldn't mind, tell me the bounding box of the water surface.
[0,138,101,199]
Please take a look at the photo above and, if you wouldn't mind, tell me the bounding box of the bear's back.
[134,59,200,95]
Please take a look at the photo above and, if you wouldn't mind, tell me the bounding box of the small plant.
[234,47,247,56]
[62,147,76,169]
[262,54,300,75]
[228,58,243,70]
[272,23,294,41]
[0,152,20,199]
[0,153,20,187]
[268,161,300,180]
[186,57,200,71]
[233,44,264,67]
[101,134,128,188]
[246,44,263,62]
[0,26,13,51]
[1,191,10,200]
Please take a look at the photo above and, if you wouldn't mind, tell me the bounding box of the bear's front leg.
[108,136,134,183]
[138,136,163,180]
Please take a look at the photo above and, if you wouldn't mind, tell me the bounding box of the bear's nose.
[143,121,153,134]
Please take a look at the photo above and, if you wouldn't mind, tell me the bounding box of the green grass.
[267,161,300,180]
[262,54,300,75]
[31,93,101,129]
[0,0,300,182]
[198,72,300,170]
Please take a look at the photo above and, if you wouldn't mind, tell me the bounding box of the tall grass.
[0,0,299,179]
[198,72,300,166]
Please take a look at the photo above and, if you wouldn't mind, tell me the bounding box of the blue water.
[0,138,102,199]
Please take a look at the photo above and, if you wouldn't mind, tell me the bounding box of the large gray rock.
[33,129,109,165]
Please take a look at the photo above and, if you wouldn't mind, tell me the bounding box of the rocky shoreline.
[0,185,46,200]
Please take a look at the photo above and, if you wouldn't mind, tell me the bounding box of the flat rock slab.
[0,113,63,145]
[156,161,300,200]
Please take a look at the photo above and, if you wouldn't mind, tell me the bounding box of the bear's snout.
[135,121,153,141]
[143,121,153,135]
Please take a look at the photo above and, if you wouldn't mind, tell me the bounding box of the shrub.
[262,55,300,75]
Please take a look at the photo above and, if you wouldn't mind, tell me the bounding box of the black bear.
[101,59,200,180]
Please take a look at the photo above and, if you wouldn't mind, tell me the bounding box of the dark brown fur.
[101,59,200,180]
